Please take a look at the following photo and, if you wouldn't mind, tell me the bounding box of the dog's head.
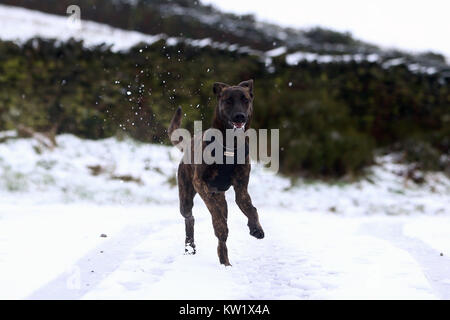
[212,80,254,131]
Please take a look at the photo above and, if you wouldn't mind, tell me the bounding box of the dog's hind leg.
[178,164,197,254]
[194,182,231,266]
[206,193,231,266]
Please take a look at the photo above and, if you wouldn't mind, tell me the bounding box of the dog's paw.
[184,243,196,255]
[249,225,265,239]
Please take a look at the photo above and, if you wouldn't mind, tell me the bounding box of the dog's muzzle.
[231,112,247,130]
[232,122,246,130]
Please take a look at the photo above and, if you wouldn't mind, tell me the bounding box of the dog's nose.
[232,113,246,123]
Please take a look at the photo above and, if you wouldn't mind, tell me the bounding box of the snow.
[286,51,385,66]
[0,134,449,299]
[404,218,450,255]
[266,46,287,57]
[0,5,162,52]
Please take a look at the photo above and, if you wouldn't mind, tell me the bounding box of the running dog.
[168,80,264,266]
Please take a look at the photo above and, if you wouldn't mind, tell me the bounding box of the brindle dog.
[168,80,264,266]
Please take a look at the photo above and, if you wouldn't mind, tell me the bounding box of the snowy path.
[1,201,449,299]
[362,221,450,299]
[28,224,162,300]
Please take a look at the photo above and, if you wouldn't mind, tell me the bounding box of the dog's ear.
[238,79,253,98]
[213,82,230,97]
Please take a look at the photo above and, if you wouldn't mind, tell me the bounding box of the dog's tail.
[168,106,183,146]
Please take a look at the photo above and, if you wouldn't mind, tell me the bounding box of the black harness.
[204,138,249,192]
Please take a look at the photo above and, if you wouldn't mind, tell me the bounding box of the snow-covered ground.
[0,133,449,299]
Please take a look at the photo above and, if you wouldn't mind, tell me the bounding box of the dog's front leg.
[232,169,265,240]
[235,187,264,239]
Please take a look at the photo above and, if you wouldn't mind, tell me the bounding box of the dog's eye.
[242,98,249,104]
[225,98,233,104]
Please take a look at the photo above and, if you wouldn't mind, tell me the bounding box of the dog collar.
[205,137,249,159]
[224,150,234,157]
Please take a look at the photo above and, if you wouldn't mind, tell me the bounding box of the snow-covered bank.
[0,134,448,215]
[0,134,449,299]
[0,4,259,56]
[0,4,443,74]
[0,4,162,52]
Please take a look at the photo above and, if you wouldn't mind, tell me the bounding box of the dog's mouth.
[232,122,246,130]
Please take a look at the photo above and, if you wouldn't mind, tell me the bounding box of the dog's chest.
[206,163,235,191]
[203,144,249,192]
